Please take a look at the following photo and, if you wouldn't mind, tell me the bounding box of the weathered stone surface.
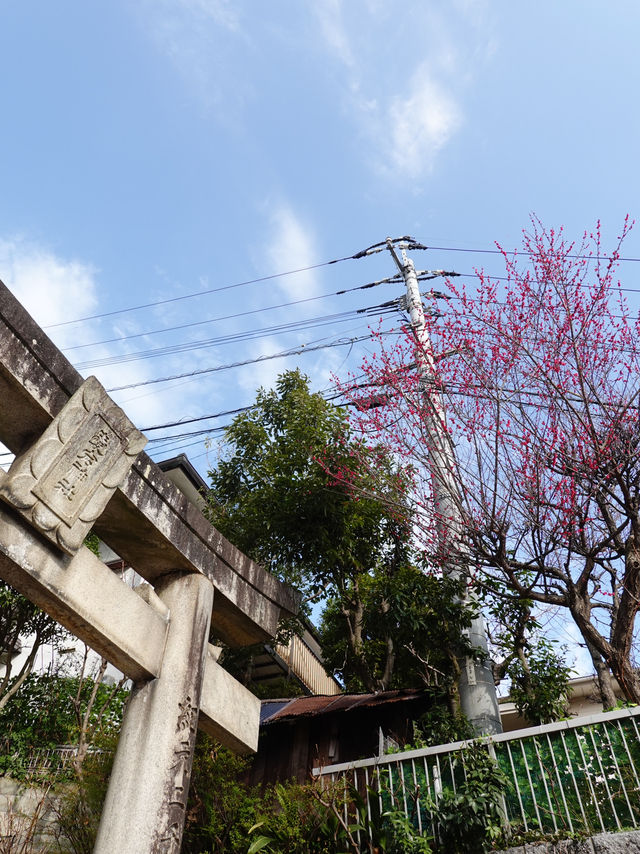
[0,482,167,681]
[499,842,591,854]
[0,778,58,851]
[556,841,596,854]
[199,646,261,754]
[0,280,301,851]
[0,375,146,555]
[94,572,213,854]
[0,482,259,752]
[498,830,640,853]
[592,831,640,852]
[98,456,298,645]
[0,279,300,644]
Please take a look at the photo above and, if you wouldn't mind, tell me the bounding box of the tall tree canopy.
[345,219,640,706]
[207,369,474,694]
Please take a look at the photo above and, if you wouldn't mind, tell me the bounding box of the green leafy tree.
[208,370,474,693]
[0,581,67,710]
[506,637,572,726]
[320,568,474,698]
[0,665,128,777]
[0,535,100,712]
[489,592,572,724]
[208,370,407,594]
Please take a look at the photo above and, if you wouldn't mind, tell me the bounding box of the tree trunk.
[608,652,640,704]
[570,594,640,704]
[585,641,617,710]
[378,599,395,691]
[342,581,377,692]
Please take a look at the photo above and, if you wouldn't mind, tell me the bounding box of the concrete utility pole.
[386,238,502,736]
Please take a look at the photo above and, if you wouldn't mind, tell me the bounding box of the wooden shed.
[248,689,434,786]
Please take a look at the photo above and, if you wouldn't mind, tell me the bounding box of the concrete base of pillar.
[94,572,213,854]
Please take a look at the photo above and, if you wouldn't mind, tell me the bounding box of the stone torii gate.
[0,282,300,853]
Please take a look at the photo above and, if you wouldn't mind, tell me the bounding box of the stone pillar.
[94,571,213,854]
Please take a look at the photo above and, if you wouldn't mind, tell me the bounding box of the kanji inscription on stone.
[0,376,146,555]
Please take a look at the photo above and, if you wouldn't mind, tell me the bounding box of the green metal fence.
[313,706,640,841]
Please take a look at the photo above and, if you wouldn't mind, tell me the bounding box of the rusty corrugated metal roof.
[261,689,426,725]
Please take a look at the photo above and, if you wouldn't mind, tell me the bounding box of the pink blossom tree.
[340,218,640,707]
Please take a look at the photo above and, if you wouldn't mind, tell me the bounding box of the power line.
[141,369,633,446]
[62,268,640,369]
[141,406,255,432]
[74,304,398,371]
[105,330,397,393]
[64,277,400,353]
[45,235,640,332]
[118,365,640,451]
[44,249,371,330]
[427,245,640,263]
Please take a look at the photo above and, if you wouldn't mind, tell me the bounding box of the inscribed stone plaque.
[0,376,146,555]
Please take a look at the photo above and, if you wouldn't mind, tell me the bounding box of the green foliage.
[208,370,471,692]
[0,582,62,649]
[248,778,435,854]
[410,705,474,749]
[607,698,638,711]
[0,580,67,705]
[383,809,432,854]
[487,590,573,725]
[182,738,436,854]
[0,672,127,779]
[431,742,508,854]
[249,780,356,854]
[53,739,117,854]
[208,369,410,597]
[507,636,572,725]
[181,735,259,853]
[83,533,101,557]
[183,737,365,854]
[319,569,475,693]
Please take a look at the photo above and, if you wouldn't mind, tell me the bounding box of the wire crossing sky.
[1,0,639,481]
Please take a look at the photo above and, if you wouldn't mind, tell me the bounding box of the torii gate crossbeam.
[0,282,300,852]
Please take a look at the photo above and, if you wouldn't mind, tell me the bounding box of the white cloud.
[312,0,354,68]
[308,1,495,181]
[147,0,240,39]
[0,238,98,351]
[264,203,320,304]
[385,68,463,179]
[138,0,248,113]
[175,0,239,31]
[0,237,207,439]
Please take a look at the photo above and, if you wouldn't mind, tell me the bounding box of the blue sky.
[0,0,640,454]
[1,1,639,468]
[0,0,640,462]
[2,1,639,672]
